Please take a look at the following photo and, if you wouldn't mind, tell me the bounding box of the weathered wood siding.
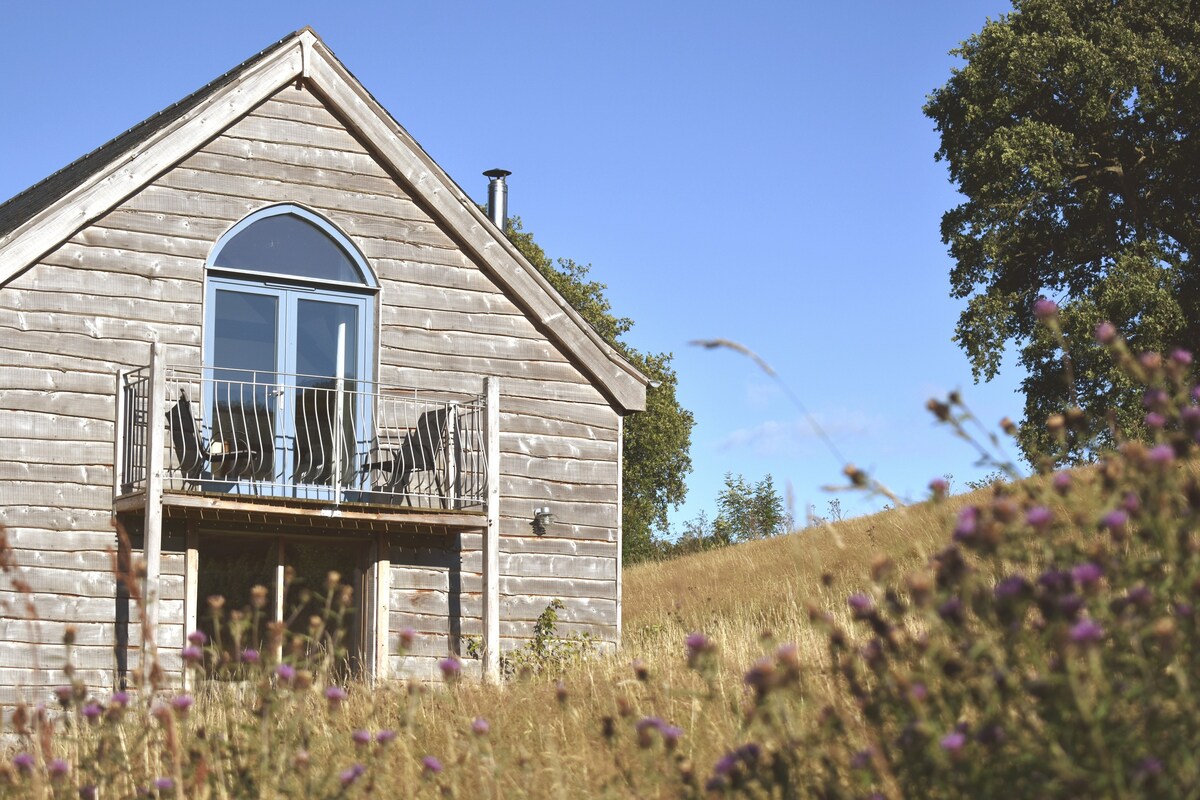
[0,83,621,696]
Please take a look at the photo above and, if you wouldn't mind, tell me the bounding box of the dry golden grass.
[4,482,1086,798]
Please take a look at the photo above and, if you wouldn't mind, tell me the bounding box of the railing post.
[482,377,501,683]
[112,369,128,511]
[332,323,346,505]
[143,343,167,675]
[446,401,459,510]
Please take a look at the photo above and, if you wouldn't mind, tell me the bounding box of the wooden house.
[0,28,646,703]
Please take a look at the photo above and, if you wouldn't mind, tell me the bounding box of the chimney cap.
[483,168,512,179]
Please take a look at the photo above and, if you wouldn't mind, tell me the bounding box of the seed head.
[471,717,490,736]
[1094,321,1117,344]
[438,657,462,681]
[1032,297,1058,320]
[422,755,443,775]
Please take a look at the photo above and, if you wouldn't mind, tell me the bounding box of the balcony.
[113,350,495,528]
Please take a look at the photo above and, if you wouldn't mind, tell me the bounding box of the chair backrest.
[166,389,208,479]
[402,407,450,471]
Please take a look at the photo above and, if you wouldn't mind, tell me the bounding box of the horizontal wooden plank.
[223,113,370,156]
[179,149,413,212]
[5,260,200,304]
[251,96,352,132]
[1,388,115,421]
[70,224,211,260]
[155,168,456,250]
[0,437,114,467]
[0,462,110,485]
[42,241,205,283]
[501,432,617,460]
[200,132,387,184]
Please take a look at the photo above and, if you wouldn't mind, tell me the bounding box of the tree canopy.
[505,218,694,562]
[925,0,1200,460]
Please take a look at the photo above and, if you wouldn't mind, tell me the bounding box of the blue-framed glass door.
[205,277,373,500]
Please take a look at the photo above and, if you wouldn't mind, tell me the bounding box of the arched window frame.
[206,203,379,290]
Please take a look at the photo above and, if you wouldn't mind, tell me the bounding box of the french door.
[204,277,373,498]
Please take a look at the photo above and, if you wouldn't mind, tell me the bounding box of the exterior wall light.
[532,506,555,535]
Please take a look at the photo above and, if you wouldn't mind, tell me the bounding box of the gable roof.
[0,28,647,413]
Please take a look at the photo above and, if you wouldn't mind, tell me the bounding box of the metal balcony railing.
[115,362,489,512]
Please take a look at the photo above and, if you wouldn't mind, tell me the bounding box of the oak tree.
[926,0,1200,460]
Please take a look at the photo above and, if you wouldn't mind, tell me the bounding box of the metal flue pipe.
[483,168,511,231]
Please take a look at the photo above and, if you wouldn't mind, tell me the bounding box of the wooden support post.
[183,521,199,692]
[446,402,459,510]
[482,377,501,683]
[143,343,167,670]
[374,531,390,683]
[112,369,127,510]
[616,414,624,646]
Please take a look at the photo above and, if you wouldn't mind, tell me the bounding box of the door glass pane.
[211,290,277,481]
[293,300,359,486]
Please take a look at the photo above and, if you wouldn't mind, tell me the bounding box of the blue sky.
[1,1,1021,529]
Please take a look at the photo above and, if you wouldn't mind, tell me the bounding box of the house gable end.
[0,29,647,414]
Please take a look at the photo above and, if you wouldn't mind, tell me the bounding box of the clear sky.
[1,0,1022,530]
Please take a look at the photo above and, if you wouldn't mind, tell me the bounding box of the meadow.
[3,319,1200,798]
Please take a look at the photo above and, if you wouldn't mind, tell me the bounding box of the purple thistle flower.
[937,597,964,624]
[153,777,174,791]
[1095,321,1117,344]
[82,702,103,722]
[1033,298,1058,320]
[1122,491,1142,515]
[275,663,296,683]
[170,694,193,714]
[1026,506,1053,530]
[12,753,34,772]
[1183,406,1200,428]
[241,648,260,664]
[1145,412,1166,430]
[1069,619,1105,645]
[953,507,978,542]
[80,785,98,800]
[847,593,874,617]
[1101,509,1129,535]
[1126,585,1153,608]
[438,657,461,680]
[324,685,349,709]
[351,729,372,746]
[1171,348,1193,366]
[940,731,966,753]
[54,685,73,706]
[928,477,949,498]
[399,627,416,650]
[636,716,665,734]
[660,725,683,749]
[48,759,69,779]
[1038,568,1070,594]
[182,645,203,664]
[471,717,490,736]
[685,632,712,653]
[1071,562,1103,588]
[713,753,739,776]
[422,755,443,774]
[1052,471,1072,494]
[339,764,366,787]
[1149,444,1175,465]
[1175,602,1194,617]
[910,682,928,702]
[995,574,1030,601]
[187,630,207,646]
[1058,594,1085,619]
[376,729,397,745]
[1144,388,1169,411]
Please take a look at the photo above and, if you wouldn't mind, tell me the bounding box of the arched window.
[202,205,376,496]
